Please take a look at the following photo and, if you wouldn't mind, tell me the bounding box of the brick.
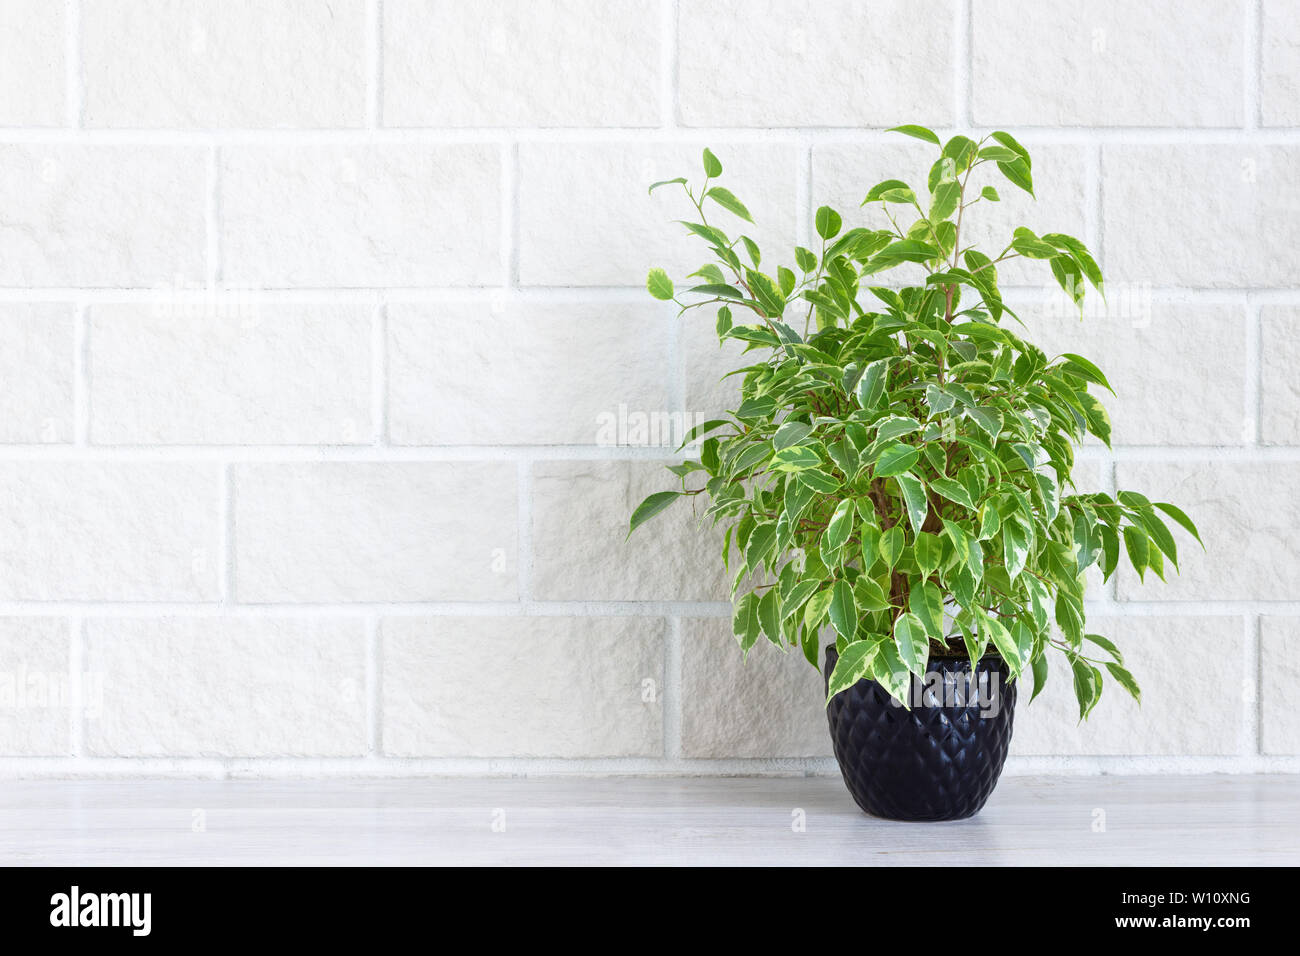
[678,0,954,127]
[680,618,829,758]
[1020,303,1248,445]
[973,0,1244,126]
[0,0,64,125]
[0,146,207,286]
[1260,306,1300,444]
[84,617,366,756]
[517,142,797,286]
[221,145,501,287]
[1115,462,1300,601]
[0,304,74,444]
[1261,616,1300,754]
[233,463,518,602]
[386,302,671,445]
[1012,615,1245,755]
[0,464,220,601]
[681,310,750,421]
[1262,0,1300,126]
[531,460,726,601]
[81,0,366,128]
[381,616,664,757]
[1102,146,1300,288]
[0,618,71,756]
[383,0,659,126]
[812,142,1090,287]
[89,303,371,445]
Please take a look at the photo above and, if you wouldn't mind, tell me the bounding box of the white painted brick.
[973,0,1244,127]
[81,0,366,128]
[681,310,749,421]
[1115,462,1300,602]
[221,145,501,287]
[84,618,366,756]
[1261,616,1300,754]
[89,303,371,445]
[382,616,664,757]
[0,463,220,601]
[678,0,954,127]
[0,618,71,756]
[531,460,726,601]
[386,302,671,445]
[1020,303,1248,445]
[1012,615,1245,756]
[1102,146,1300,288]
[680,618,829,758]
[0,304,74,444]
[0,0,64,125]
[517,142,797,286]
[383,0,659,127]
[233,463,518,602]
[1262,0,1300,126]
[0,146,207,286]
[812,142,1090,287]
[1260,307,1300,444]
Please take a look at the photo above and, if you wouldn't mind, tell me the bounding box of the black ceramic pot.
[824,646,1017,821]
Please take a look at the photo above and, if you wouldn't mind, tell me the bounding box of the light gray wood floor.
[0,775,1295,866]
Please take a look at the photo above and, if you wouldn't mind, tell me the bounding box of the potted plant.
[631,127,1201,821]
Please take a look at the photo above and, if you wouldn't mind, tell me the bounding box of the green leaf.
[795,246,818,272]
[985,616,1021,678]
[1154,501,1203,547]
[895,472,929,534]
[893,612,929,678]
[1030,653,1049,702]
[795,468,841,494]
[628,491,680,536]
[929,476,975,511]
[1002,517,1030,580]
[829,580,858,642]
[646,267,674,301]
[1071,658,1100,720]
[745,522,778,572]
[997,157,1034,197]
[887,124,941,145]
[803,586,834,633]
[772,420,814,450]
[853,575,892,612]
[910,582,945,642]
[733,592,761,653]
[977,145,1021,162]
[815,205,843,240]
[914,532,942,578]
[929,180,961,221]
[1123,525,1150,581]
[1106,662,1141,703]
[827,640,879,700]
[874,442,920,477]
[648,177,687,194]
[874,239,940,263]
[855,358,891,409]
[878,525,905,569]
[863,179,917,205]
[1085,632,1124,663]
[964,406,1003,440]
[758,588,781,646]
[702,148,723,178]
[705,186,753,222]
[823,499,855,553]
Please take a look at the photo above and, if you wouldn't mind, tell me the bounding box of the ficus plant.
[630,126,1202,719]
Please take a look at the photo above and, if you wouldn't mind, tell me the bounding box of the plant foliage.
[632,127,1201,718]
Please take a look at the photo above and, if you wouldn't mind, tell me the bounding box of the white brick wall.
[0,0,1296,777]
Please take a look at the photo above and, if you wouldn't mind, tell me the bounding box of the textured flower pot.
[823,646,1017,821]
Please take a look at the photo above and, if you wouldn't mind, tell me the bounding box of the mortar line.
[371,301,388,444]
[516,460,533,603]
[664,616,683,760]
[1245,295,1263,445]
[367,0,384,128]
[206,145,222,288]
[64,0,82,128]
[956,0,973,126]
[221,462,236,603]
[68,615,84,758]
[72,302,89,446]
[660,0,679,128]
[1246,0,1262,129]
[502,142,519,288]
[1246,613,1262,756]
[366,616,382,756]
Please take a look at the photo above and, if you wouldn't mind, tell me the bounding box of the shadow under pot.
[823,645,1017,822]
